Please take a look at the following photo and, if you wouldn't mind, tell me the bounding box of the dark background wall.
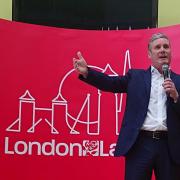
[12,0,158,30]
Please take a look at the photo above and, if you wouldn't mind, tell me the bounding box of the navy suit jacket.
[79,67,180,164]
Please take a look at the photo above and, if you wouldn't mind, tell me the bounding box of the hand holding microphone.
[162,64,179,102]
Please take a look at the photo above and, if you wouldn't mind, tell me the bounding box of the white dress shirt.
[141,66,168,131]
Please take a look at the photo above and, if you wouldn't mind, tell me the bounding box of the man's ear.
[148,50,151,59]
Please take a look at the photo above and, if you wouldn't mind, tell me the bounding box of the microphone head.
[162,64,170,79]
[162,64,169,71]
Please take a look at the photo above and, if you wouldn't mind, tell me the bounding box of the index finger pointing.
[77,51,83,59]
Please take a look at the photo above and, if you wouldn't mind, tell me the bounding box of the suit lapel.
[170,71,176,81]
[167,71,176,105]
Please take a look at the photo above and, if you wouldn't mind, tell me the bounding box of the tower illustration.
[52,93,67,134]
[6,90,35,132]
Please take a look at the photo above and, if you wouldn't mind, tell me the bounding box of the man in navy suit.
[73,33,180,180]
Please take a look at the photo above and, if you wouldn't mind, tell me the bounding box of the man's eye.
[155,45,160,49]
[164,45,169,49]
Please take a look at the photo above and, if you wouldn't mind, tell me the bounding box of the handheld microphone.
[162,64,170,80]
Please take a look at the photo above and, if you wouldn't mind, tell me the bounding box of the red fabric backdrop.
[0,19,180,180]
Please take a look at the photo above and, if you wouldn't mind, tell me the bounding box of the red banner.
[0,19,180,180]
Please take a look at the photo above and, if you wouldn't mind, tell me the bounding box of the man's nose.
[160,46,165,52]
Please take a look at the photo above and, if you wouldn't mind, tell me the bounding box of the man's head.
[148,33,171,72]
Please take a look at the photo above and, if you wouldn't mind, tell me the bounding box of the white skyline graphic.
[6,50,131,135]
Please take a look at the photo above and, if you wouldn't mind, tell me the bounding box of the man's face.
[148,38,171,71]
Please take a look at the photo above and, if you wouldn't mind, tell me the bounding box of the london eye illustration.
[6,50,131,135]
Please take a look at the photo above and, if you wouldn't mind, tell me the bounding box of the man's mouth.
[159,56,167,59]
